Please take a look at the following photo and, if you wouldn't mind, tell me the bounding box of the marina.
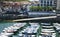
[0,22,59,37]
[0,0,60,37]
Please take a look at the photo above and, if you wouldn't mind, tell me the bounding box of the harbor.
[0,0,60,37]
[0,22,60,37]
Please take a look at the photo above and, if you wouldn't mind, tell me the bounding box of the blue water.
[0,22,21,37]
[0,22,16,33]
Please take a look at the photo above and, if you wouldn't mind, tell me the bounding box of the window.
[41,4,43,6]
[44,1,46,4]
[50,1,52,3]
[50,3,52,6]
[41,0,43,3]
[47,0,49,4]
[44,4,46,6]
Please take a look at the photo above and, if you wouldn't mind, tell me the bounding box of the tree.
[48,6,53,11]
[38,6,43,11]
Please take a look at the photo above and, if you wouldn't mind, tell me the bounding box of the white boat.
[0,32,14,36]
[29,23,39,26]
[55,26,60,30]
[0,35,8,37]
[13,23,26,27]
[39,35,42,37]
[3,26,20,33]
[18,33,23,36]
[4,28,8,30]
[41,32,56,37]
[42,29,54,31]
[42,30,55,33]
[42,26,53,28]
[41,33,50,35]
[41,23,50,25]
[4,27,16,33]
[52,33,56,37]
[31,35,35,37]
[9,26,20,30]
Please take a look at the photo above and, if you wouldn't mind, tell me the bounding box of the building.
[39,0,56,7]
[29,0,56,10]
[29,0,56,7]
[56,0,60,10]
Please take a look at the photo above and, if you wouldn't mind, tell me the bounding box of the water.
[0,22,58,37]
[0,22,18,37]
[0,22,16,33]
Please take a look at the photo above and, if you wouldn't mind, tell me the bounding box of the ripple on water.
[0,23,15,33]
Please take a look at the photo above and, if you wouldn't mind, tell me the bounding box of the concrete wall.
[56,0,60,10]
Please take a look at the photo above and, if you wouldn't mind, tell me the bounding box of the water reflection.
[0,23,16,33]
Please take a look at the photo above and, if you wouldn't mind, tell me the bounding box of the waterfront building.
[29,0,56,10]
[39,0,56,7]
[29,0,56,7]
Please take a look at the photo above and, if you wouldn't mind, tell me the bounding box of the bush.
[30,6,38,11]
[30,6,43,11]
[30,6,53,11]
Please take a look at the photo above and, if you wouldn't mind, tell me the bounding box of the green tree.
[44,6,47,11]
[43,6,53,11]
[38,6,43,11]
[48,6,53,11]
